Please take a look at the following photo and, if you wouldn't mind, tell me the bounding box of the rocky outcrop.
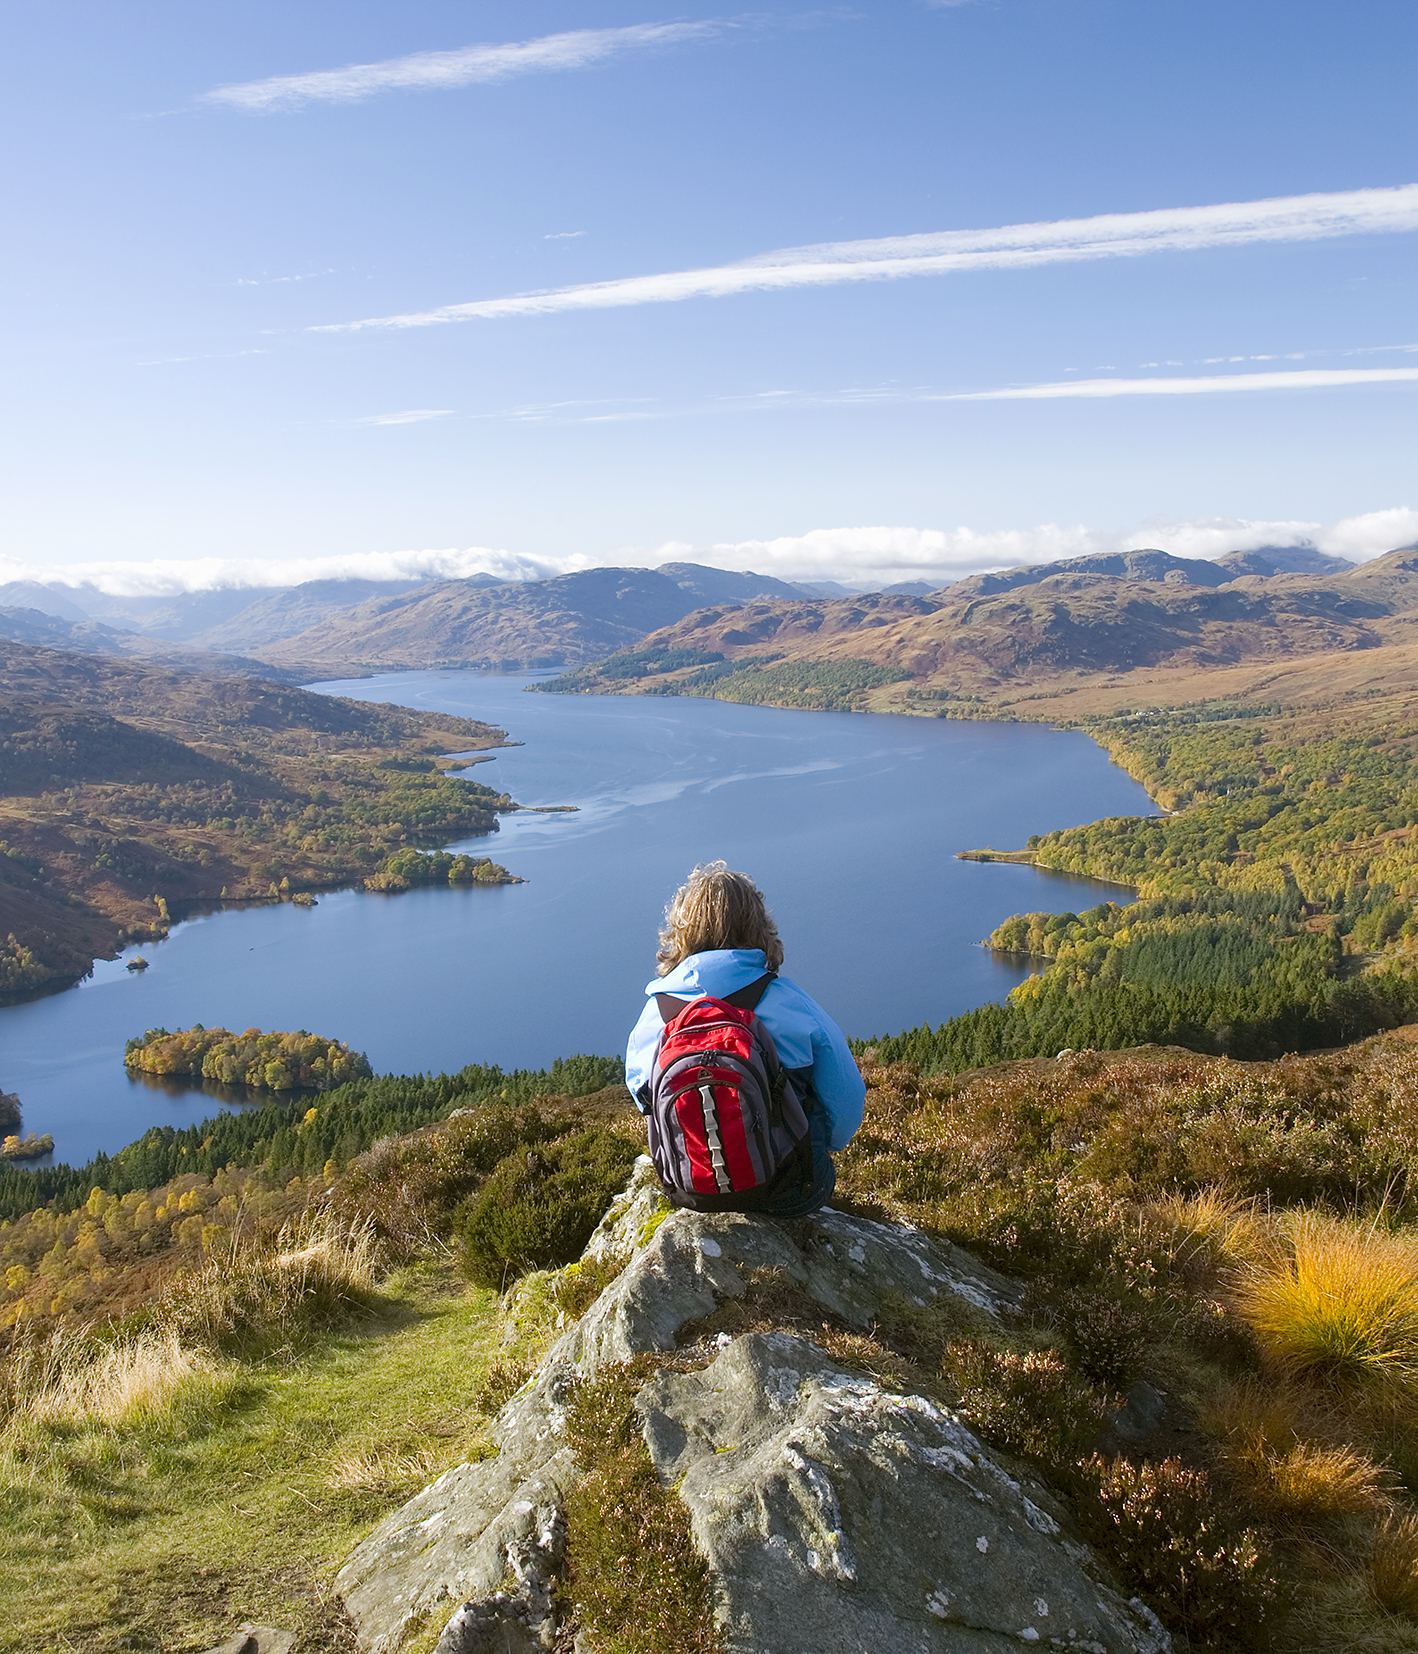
[336,1161,1171,1654]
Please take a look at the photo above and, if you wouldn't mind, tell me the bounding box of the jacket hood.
[645,948,771,999]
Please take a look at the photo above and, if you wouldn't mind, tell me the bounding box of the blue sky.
[2,0,1416,592]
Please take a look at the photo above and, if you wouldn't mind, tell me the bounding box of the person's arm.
[807,1011,866,1152]
[624,998,663,1109]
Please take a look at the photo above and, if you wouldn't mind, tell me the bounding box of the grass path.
[0,1264,503,1653]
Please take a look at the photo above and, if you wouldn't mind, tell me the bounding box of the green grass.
[0,1261,505,1653]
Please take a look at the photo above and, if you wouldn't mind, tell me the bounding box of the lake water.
[1,674,1153,1163]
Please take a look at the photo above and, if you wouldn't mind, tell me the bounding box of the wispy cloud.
[545,231,588,240]
[136,348,271,366]
[313,184,1418,332]
[203,22,730,114]
[455,358,1418,428]
[347,408,454,426]
[236,269,335,286]
[941,366,1418,400]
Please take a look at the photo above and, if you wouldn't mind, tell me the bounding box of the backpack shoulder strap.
[654,970,777,1025]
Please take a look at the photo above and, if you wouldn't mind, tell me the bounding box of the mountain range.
[0,545,1389,695]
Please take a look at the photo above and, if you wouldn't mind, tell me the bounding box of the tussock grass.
[1235,1210,1418,1399]
[6,1325,225,1433]
[1201,1377,1390,1517]
[1374,1513,1418,1619]
[1154,1186,1265,1273]
[1269,1443,1391,1518]
[161,1213,381,1354]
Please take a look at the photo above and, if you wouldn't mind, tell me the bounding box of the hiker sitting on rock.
[625,861,865,1216]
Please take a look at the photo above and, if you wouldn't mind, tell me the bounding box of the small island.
[124,1026,373,1092]
[0,1132,54,1161]
[363,849,522,893]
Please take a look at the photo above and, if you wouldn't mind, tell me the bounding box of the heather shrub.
[334,1104,568,1258]
[455,1131,642,1289]
[562,1359,721,1654]
[939,1336,1109,1464]
[1081,1455,1280,1648]
[1055,1286,1153,1388]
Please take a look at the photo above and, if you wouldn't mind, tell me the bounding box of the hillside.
[0,606,306,681]
[542,547,1418,711]
[0,577,447,650]
[0,641,513,999]
[9,1035,1418,1650]
[252,563,817,677]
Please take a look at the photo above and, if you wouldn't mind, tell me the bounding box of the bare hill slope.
[253,564,817,676]
[544,551,1418,712]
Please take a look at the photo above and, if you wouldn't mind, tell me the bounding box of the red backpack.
[645,971,812,1211]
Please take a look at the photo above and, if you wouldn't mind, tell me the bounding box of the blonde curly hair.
[656,861,785,976]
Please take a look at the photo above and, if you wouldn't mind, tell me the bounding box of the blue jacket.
[625,948,866,1151]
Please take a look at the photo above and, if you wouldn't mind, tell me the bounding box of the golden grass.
[1191,1376,1390,1519]
[1374,1514,1418,1619]
[1268,1444,1390,1517]
[1233,1211,1418,1399]
[4,1324,225,1433]
[324,1444,444,1495]
[162,1213,381,1351]
[1153,1186,1264,1268]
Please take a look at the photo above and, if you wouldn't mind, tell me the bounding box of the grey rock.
[338,1159,1168,1654]
[337,1449,573,1654]
[638,1332,1169,1654]
[1111,1382,1166,1444]
[198,1631,296,1654]
[564,1160,1021,1377]
[247,1633,298,1654]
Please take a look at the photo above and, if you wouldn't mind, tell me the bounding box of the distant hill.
[543,548,1418,713]
[60,576,454,647]
[0,582,92,621]
[255,563,808,676]
[1215,545,1357,577]
[0,606,307,680]
[946,548,1233,600]
[184,578,441,650]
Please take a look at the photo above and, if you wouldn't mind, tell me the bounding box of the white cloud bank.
[6,509,1415,599]
[671,508,1418,584]
[203,22,727,113]
[315,184,1418,332]
[0,547,574,599]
